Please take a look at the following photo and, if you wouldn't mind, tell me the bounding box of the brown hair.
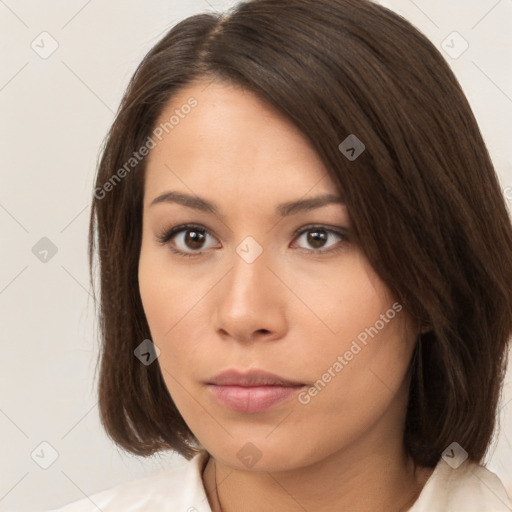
[89,0,512,465]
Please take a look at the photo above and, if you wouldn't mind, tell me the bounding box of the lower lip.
[207,384,303,413]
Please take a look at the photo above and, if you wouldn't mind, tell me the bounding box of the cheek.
[295,259,414,425]
[299,256,397,355]
[292,315,415,464]
[327,288,411,394]
[137,248,214,387]
[138,251,190,387]
[138,246,204,340]
[138,255,197,414]
[138,258,173,339]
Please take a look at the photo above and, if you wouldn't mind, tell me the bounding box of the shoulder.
[48,450,212,512]
[410,459,512,512]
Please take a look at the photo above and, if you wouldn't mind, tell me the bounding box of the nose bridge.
[225,237,270,304]
[214,236,286,340]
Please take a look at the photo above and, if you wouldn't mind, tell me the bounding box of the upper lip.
[207,369,304,387]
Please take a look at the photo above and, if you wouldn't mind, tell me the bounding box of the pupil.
[308,230,327,248]
[185,230,205,250]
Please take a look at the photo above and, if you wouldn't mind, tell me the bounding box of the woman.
[51,0,512,510]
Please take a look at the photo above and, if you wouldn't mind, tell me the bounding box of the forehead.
[143,80,340,208]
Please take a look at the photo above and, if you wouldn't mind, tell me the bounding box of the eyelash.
[155,223,349,259]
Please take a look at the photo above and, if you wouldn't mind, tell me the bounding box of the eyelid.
[292,224,349,240]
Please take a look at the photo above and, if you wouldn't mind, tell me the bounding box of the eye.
[156,223,220,257]
[291,225,349,254]
[156,223,349,258]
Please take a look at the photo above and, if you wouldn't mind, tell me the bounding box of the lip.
[206,369,305,413]
[207,369,304,387]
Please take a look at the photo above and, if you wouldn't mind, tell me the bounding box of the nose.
[214,246,288,343]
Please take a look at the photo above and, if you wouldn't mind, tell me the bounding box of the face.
[138,79,418,472]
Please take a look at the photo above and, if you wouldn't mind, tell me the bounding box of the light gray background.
[1,1,511,511]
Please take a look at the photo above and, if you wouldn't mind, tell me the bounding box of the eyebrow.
[149,190,345,217]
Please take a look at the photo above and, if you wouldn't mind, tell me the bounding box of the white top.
[49,450,512,512]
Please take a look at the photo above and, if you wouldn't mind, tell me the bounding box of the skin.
[138,79,434,512]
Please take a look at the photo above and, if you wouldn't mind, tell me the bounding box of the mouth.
[206,369,306,413]
[207,368,305,387]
